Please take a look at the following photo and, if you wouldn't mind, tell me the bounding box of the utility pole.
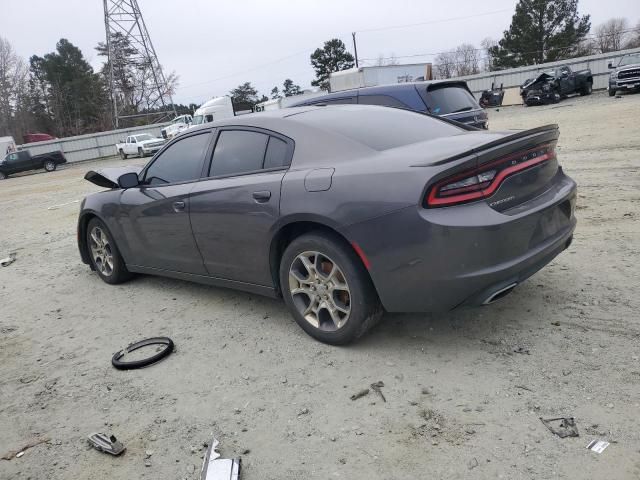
[103,0,177,128]
[352,32,359,68]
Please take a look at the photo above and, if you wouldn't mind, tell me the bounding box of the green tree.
[310,39,355,90]
[229,82,258,106]
[30,39,108,136]
[489,0,591,69]
[271,86,282,99]
[283,78,301,97]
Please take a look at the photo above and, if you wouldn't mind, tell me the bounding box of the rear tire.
[279,231,383,345]
[44,160,56,172]
[138,147,144,158]
[580,81,592,96]
[86,218,132,285]
[119,149,127,160]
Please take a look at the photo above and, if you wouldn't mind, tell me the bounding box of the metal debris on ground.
[111,336,174,370]
[513,346,530,355]
[540,417,579,438]
[586,439,609,453]
[87,433,126,456]
[1,437,50,460]
[0,253,16,267]
[201,437,241,480]
[370,381,386,402]
[350,388,369,401]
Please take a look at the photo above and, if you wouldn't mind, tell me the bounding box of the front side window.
[144,132,210,185]
[210,130,268,177]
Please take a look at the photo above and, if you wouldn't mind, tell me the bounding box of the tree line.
[433,4,640,79]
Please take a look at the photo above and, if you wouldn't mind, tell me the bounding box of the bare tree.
[0,37,29,137]
[434,51,456,79]
[594,18,629,53]
[455,43,480,76]
[480,37,498,72]
[624,20,640,49]
[374,53,399,67]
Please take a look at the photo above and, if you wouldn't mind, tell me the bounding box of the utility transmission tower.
[103,0,177,128]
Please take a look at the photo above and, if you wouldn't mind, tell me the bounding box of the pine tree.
[489,0,591,69]
[310,39,355,90]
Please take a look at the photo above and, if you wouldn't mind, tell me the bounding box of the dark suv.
[287,80,488,129]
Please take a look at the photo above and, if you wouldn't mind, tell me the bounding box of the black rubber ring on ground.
[111,337,174,370]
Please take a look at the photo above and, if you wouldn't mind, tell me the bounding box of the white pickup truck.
[160,115,193,140]
[115,134,165,159]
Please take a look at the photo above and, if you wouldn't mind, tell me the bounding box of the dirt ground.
[1,90,640,480]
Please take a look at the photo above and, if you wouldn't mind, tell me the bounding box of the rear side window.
[144,132,210,185]
[210,130,268,176]
[264,137,289,169]
[358,94,410,109]
[419,86,478,115]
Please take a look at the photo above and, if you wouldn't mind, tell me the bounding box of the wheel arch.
[77,210,102,266]
[268,217,375,297]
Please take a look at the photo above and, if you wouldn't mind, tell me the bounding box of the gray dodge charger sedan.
[78,105,577,344]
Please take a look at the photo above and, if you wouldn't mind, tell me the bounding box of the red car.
[23,133,56,144]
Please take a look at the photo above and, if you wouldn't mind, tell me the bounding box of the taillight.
[425,144,556,207]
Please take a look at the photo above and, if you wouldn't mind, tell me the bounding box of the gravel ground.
[1,90,639,480]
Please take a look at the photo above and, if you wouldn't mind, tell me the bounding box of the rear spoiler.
[414,124,559,167]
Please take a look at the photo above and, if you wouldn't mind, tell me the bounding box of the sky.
[3,0,640,105]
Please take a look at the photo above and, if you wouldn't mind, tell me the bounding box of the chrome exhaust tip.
[482,283,518,305]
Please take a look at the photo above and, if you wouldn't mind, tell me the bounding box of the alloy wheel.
[44,161,55,171]
[288,251,351,331]
[89,226,114,277]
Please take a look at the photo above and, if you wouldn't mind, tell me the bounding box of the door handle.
[252,191,271,202]
[173,201,186,212]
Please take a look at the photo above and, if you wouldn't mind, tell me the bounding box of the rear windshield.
[288,106,463,151]
[419,85,478,115]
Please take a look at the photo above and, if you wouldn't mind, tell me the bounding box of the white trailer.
[0,136,17,156]
[329,63,433,92]
[191,96,236,127]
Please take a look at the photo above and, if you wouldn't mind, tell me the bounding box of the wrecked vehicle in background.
[521,65,593,106]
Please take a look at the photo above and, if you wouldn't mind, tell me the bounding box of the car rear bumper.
[346,172,577,312]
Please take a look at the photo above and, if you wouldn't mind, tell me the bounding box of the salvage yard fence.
[457,47,640,96]
[18,122,171,164]
[18,48,640,164]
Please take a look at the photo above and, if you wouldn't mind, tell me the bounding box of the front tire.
[44,160,56,172]
[138,147,144,158]
[609,88,616,97]
[0,171,7,180]
[279,231,383,345]
[119,149,127,160]
[87,218,132,285]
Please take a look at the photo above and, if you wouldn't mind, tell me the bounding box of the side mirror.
[118,172,139,189]
[608,62,614,69]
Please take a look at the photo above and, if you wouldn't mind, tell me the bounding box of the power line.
[354,9,512,33]
[362,27,640,62]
